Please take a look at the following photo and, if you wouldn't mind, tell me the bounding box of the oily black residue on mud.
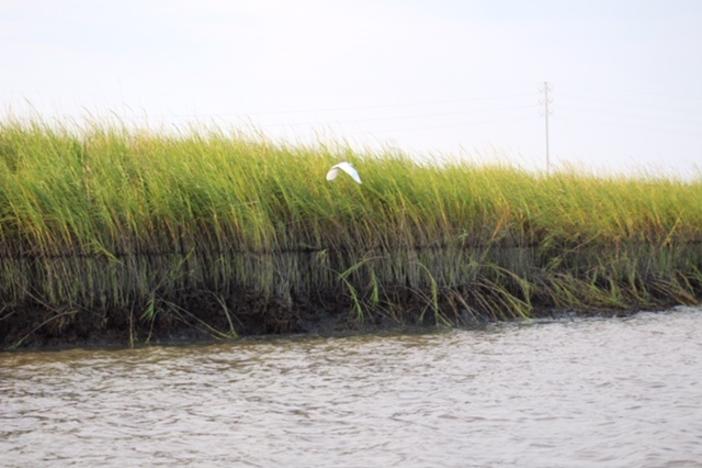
[2,244,700,351]
[0,293,424,350]
[0,293,651,351]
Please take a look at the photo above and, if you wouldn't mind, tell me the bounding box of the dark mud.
[0,294,653,351]
[2,242,700,350]
[0,294,405,350]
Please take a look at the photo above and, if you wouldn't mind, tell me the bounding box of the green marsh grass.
[0,120,701,346]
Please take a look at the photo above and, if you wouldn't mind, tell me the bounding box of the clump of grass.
[0,118,701,346]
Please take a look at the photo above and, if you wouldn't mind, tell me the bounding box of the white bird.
[326,161,362,184]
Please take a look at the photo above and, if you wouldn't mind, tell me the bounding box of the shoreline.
[1,122,701,350]
[2,242,701,350]
[1,303,662,352]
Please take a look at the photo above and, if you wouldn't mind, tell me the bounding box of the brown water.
[2,308,702,467]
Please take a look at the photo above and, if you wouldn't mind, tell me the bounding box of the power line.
[117,93,536,121]
[557,100,702,123]
[556,110,702,138]
[348,114,535,136]
[251,104,539,129]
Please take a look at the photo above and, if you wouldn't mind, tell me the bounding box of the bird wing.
[335,162,362,184]
[325,167,340,181]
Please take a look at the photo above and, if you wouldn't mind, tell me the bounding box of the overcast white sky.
[2,0,701,177]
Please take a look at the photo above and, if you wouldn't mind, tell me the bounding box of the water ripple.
[2,307,702,467]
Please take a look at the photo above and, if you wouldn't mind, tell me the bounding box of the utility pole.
[540,81,552,174]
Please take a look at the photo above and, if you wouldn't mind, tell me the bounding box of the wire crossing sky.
[1,0,701,177]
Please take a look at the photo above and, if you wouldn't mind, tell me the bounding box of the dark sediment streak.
[2,242,701,350]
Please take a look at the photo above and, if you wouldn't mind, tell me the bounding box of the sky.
[1,0,701,177]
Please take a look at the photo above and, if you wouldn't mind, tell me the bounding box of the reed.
[1,119,701,347]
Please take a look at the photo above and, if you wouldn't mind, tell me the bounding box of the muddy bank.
[2,123,702,350]
[2,243,701,350]
[0,294,448,350]
[0,291,676,351]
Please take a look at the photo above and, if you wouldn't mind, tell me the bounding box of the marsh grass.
[0,119,701,346]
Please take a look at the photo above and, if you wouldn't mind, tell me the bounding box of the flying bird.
[326,161,362,184]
